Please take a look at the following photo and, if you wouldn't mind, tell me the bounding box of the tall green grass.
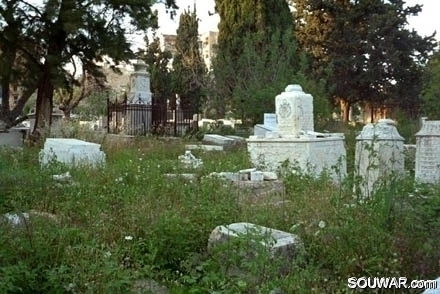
[0,131,439,293]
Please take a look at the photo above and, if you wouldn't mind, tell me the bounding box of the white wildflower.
[318,220,326,229]
[125,235,133,241]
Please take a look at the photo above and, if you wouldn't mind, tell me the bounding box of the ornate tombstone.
[247,84,346,183]
[128,61,152,105]
[126,61,153,135]
[275,84,314,137]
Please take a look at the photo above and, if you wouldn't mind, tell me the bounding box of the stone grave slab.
[202,134,238,149]
[185,144,224,151]
[40,138,106,167]
[254,124,275,136]
[231,180,285,205]
[0,126,27,148]
[208,222,305,274]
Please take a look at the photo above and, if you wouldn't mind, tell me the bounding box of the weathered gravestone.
[186,134,244,151]
[0,120,26,148]
[415,119,440,184]
[354,119,405,198]
[208,222,305,275]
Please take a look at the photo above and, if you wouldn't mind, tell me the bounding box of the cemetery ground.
[1,124,440,293]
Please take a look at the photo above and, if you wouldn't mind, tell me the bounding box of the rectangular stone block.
[40,138,106,167]
[264,113,277,129]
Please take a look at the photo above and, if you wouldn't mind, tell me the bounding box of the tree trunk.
[62,108,71,119]
[32,64,54,136]
[0,79,11,124]
[339,99,350,122]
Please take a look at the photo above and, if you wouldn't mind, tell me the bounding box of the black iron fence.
[107,99,199,136]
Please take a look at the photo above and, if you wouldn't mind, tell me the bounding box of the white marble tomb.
[247,84,346,182]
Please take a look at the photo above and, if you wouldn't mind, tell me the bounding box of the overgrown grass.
[1,129,439,293]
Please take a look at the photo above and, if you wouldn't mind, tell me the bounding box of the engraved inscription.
[278,100,292,119]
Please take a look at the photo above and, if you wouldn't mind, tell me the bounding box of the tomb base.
[247,134,346,182]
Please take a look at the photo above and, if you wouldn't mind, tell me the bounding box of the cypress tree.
[172,6,207,112]
[212,0,299,122]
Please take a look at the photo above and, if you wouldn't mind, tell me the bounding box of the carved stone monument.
[128,61,152,104]
[126,61,152,135]
[247,84,346,182]
[275,84,313,137]
[415,119,440,184]
[354,119,405,198]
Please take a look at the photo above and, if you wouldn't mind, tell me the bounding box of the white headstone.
[415,120,440,184]
[275,84,314,137]
[354,119,405,198]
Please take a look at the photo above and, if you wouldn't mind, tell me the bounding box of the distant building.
[200,31,218,71]
[162,34,178,56]
[160,31,218,71]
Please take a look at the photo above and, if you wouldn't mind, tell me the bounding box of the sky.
[27,0,440,48]
[405,0,439,38]
[147,0,439,38]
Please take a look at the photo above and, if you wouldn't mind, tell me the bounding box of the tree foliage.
[0,0,177,133]
[421,48,440,119]
[212,0,313,123]
[293,0,437,121]
[0,0,41,127]
[172,6,207,112]
[54,69,107,118]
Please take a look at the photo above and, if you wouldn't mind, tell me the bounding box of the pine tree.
[421,49,440,119]
[293,0,436,121]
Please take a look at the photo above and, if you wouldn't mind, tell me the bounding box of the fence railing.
[107,100,198,136]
